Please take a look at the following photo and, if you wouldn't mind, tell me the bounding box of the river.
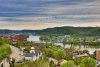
[27,35,100,54]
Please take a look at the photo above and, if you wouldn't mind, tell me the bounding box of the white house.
[25,47,42,61]
[27,35,40,42]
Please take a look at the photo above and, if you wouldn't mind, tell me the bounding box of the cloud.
[41,0,100,15]
[0,0,100,29]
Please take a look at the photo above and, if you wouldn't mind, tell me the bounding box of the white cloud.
[41,0,100,15]
[0,0,100,29]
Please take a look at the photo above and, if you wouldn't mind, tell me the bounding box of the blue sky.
[0,0,100,30]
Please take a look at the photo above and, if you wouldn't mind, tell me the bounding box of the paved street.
[10,45,22,61]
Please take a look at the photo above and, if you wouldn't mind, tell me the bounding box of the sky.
[0,0,100,30]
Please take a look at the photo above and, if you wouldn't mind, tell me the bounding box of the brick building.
[96,51,100,61]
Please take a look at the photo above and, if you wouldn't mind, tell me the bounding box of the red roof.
[11,35,26,41]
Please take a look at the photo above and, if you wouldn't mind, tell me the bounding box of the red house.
[13,35,26,41]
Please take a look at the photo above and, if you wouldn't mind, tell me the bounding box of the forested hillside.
[0,27,100,36]
[40,27,100,36]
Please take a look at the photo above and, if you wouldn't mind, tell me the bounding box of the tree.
[50,61,56,67]
[39,36,49,46]
[15,59,50,67]
[24,46,31,52]
[81,58,96,67]
[63,36,74,49]
[62,38,66,48]
[61,60,74,67]
[79,63,86,67]
[93,51,96,59]
[65,50,73,60]
[0,44,11,60]
[74,57,84,65]
[0,41,3,45]
[83,50,89,54]
[83,38,86,48]
[53,49,65,59]
[11,41,23,47]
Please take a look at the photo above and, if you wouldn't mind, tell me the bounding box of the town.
[0,33,100,67]
[0,0,100,67]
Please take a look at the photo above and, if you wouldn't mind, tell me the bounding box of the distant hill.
[40,27,100,36]
[0,29,41,34]
[0,27,100,36]
[12,30,41,34]
[0,29,12,34]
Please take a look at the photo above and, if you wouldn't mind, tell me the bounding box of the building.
[96,51,100,61]
[25,47,42,61]
[12,34,26,41]
[95,38,100,42]
[76,54,91,58]
[27,35,40,42]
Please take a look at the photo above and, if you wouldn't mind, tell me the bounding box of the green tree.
[93,51,96,59]
[81,58,96,67]
[61,60,74,67]
[63,38,66,48]
[0,44,11,60]
[74,57,84,65]
[24,46,31,52]
[50,61,56,67]
[83,50,89,54]
[79,63,86,67]
[65,51,73,60]
[53,49,65,59]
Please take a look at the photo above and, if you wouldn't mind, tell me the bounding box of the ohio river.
[28,35,100,54]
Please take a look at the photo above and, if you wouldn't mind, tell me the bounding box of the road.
[10,45,22,61]
[0,45,22,67]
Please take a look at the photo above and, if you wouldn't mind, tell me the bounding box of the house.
[96,51,100,61]
[95,38,100,42]
[12,34,27,41]
[76,54,91,58]
[73,50,83,55]
[64,35,70,38]
[25,47,42,61]
[27,35,40,42]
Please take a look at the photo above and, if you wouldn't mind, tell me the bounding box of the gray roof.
[25,53,35,57]
[25,51,40,57]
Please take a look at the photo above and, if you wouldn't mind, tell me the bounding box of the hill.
[40,27,100,36]
[0,29,41,34]
[0,27,100,36]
